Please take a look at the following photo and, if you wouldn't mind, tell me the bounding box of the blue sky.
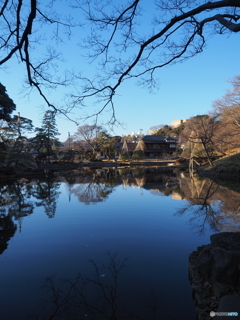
[1,1,240,141]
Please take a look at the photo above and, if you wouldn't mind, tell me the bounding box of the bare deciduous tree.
[73,124,103,157]
[181,115,219,167]
[212,75,240,150]
[0,1,80,120]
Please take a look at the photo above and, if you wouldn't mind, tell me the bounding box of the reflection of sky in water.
[0,174,239,320]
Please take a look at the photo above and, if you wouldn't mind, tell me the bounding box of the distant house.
[115,136,177,159]
[73,135,177,160]
[141,135,177,157]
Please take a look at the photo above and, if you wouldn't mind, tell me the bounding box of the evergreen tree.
[132,149,145,161]
[41,111,60,154]
[0,84,16,122]
[154,125,173,137]
[5,115,35,167]
[31,127,49,151]
[9,114,34,138]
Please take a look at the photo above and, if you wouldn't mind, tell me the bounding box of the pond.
[1,167,240,320]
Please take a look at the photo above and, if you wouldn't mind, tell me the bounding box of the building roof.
[165,136,177,141]
[141,135,176,143]
[116,142,137,151]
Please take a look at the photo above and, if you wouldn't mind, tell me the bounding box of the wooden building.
[141,135,177,157]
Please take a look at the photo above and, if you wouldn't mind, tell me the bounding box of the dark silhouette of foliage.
[0,83,16,121]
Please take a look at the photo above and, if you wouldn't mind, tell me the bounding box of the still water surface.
[1,167,240,320]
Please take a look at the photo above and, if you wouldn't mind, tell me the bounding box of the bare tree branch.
[72,0,240,122]
[0,1,239,124]
[0,0,81,122]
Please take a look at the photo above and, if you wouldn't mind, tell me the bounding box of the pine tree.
[41,111,60,154]
[31,127,49,151]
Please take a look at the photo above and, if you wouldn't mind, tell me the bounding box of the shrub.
[132,150,145,161]
[119,152,129,161]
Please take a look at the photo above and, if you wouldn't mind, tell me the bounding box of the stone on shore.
[189,232,240,320]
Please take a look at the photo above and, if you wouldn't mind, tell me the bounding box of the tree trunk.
[202,141,213,167]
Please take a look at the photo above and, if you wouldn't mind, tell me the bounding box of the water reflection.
[31,179,61,218]
[176,175,240,234]
[1,167,240,320]
[0,167,240,247]
[31,252,163,320]
[0,180,34,219]
[0,178,61,221]
[0,214,16,254]
[70,182,114,205]
[175,180,222,234]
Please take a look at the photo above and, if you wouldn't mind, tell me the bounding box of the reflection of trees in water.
[31,252,168,320]
[66,167,181,204]
[176,181,222,235]
[132,167,146,188]
[0,214,17,254]
[31,179,61,218]
[0,178,61,254]
[118,167,180,191]
[61,167,181,193]
[60,168,122,185]
[0,180,35,251]
[60,168,121,205]
[71,182,114,205]
[1,168,240,236]
[0,181,35,229]
[212,184,240,232]
[0,178,61,221]
[176,176,240,234]
[118,167,135,188]
[209,179,240,215]
[91,168,122,190]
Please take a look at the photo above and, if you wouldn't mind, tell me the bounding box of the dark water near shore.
[1,167,240,320]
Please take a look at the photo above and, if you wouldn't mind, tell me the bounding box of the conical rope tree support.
[119,140,130,161]
[132,140,146,161]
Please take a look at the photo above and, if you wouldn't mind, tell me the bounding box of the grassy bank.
[198,152,240,179]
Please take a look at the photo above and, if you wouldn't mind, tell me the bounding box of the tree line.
[0,74,240,168]
[0,84,61,167]
[0,86,121,167]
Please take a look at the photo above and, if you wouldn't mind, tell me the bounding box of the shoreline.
[2,152,240,181]
[0,159,183,181]
[196,153,240,180]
